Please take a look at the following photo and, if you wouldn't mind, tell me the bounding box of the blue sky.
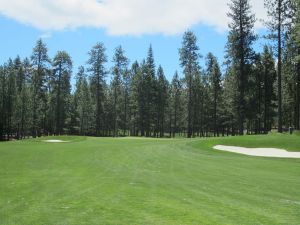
[0,0,268,81]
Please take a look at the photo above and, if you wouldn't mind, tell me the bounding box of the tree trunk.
[238,3,245,135]
[278,0,283,133]
[296,49,300,130]
[187,71,192,138]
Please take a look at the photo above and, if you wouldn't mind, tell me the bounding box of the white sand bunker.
[43,140,70,143]
[213,145,300,158]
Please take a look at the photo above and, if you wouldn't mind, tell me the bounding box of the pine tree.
[282,45,295,128]
[87,43,107,136]
[13,56,23,139]
[129,61,143,136]
[21,58,32,138]
[122,68,131,136]
[13,56,32,139]
[30,39,51,137]
[222,67,239,135]
[293,0,300,129]
[102,84,114,136]
[247,54,264,134]
[261,46,277,132]
[226,0,256,135]
[192,69,204,136]
[170,71,183,137]
[111,46,129,136]
[179,31,201,138]
[0,66,4,140]
[145,45,157,137]
[206,53,222,136]
[51,51,72,135]
[6,59,17,139]
[74,66,93,135]
[156,65,168,137]
[0,64,10,140]
[264,0,293,132]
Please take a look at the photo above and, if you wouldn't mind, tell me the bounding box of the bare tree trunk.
[278,0,283,133]
[296,49,300,130]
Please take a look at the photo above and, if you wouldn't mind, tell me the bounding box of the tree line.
[0,0,299,140]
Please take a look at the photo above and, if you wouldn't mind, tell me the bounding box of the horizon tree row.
[0,0,299,140]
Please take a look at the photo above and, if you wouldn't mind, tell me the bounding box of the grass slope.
[0,134,299,225]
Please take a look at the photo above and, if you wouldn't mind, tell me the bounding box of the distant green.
[0,134,299,225]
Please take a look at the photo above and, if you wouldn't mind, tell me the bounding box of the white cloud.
[39,32,52,39]
[0,0,268,36]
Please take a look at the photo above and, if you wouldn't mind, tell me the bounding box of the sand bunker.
[43,140,70,143]
[213,145,300,158]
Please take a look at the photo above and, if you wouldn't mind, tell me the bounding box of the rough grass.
[0,134,299,225]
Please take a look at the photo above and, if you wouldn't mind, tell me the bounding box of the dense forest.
[0,0,299,140]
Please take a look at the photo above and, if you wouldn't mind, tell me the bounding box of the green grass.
[197,132,300,152]
[0,134,299,225]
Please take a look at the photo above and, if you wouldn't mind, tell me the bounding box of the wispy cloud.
[0,0,268,36]
[39,32,52,39]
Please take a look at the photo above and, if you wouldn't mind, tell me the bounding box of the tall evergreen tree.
[13,56,32,139]
[5,59,17,138]
[170,71,183,137]
[74,66,93,135]
[282,45,296,128]
[30,39,50,137]
[111,46,129,136]
[122,68,131,136]
[222,67,239,135]
[22,58,33,137]
[264,0,294,132]
[226,0,256,135]
[51,51,72,135]
[206,53,222,136]
[247,54,264,134]
[129,61,143,136]
[156,65,168,137]
[0,66,4,140]
[192,69,205,136]
[87,43,107,136]
[261,46,277,132]
[145,45,157,137]
[0,63,9,140]
[293,0,300,129]
[179,31,201,138]
[13,56,24,139]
